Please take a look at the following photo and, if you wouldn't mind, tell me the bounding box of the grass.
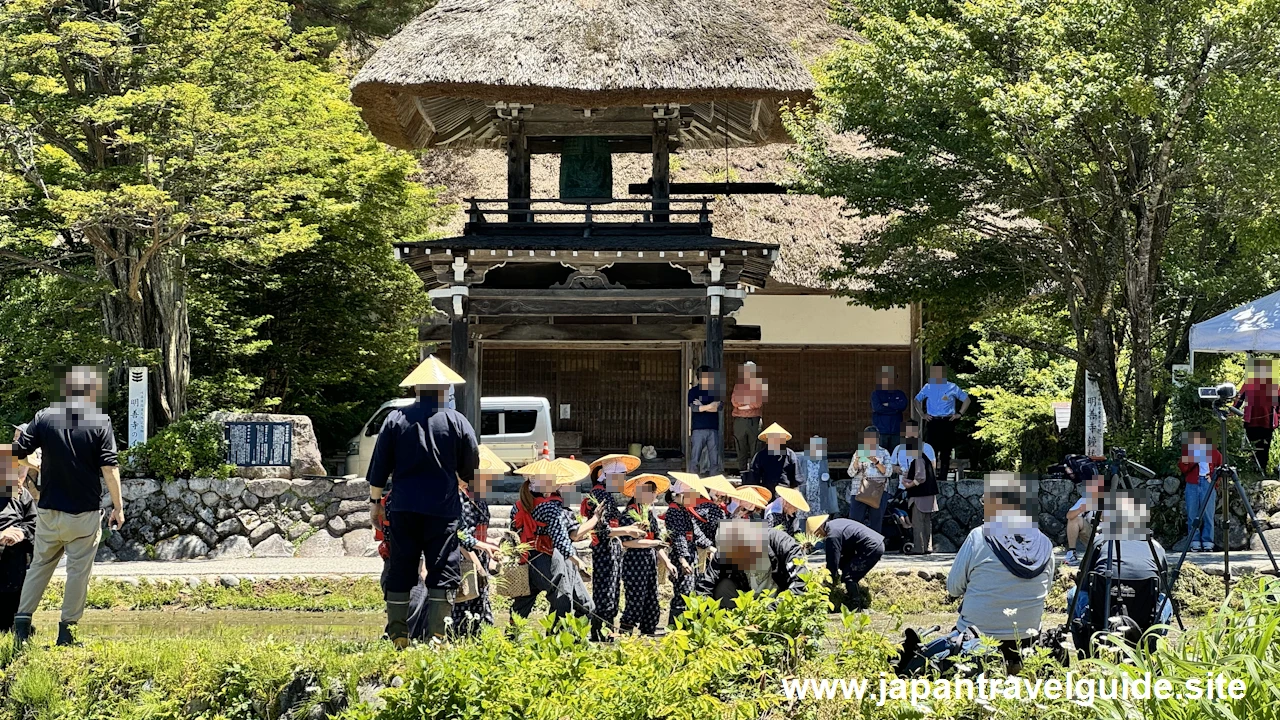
[41,577,385,612]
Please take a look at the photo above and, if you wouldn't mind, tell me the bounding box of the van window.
[365,406,397,437]
[480,410,501,436]
[504,410,539,435]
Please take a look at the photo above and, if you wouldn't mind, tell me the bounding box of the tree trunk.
[97,230,189,426]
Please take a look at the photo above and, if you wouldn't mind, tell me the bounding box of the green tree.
[791,0,1280,441]
[0,0,440,425]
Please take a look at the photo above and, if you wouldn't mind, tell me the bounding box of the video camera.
[1198,383,1237,401]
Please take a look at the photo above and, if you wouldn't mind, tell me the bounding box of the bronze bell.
[559,137,613,203]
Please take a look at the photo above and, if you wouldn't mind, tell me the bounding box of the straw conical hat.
[623,473,670,497]
[775,485,809,512]
[667,471,710,499]
[700,474,736,495]
[738,485,772,507]
[805,514,830,536]
[589,454,642,473]
[476,445,509,474]
[399,355,465,387]
[515,457,589,485]
[758,422,791,442]
[730,486,769,510]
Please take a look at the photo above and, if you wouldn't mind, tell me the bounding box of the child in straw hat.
[509,458,595,623]
[449,445,507,636]
[764,485,810,537]
[583,454,647,641]
[662,473,713,626]
[618,474,672,636]
[727,485,771,520]
[749,423,799,495]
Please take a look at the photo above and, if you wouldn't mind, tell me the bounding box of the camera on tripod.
[1197,383,1237,401]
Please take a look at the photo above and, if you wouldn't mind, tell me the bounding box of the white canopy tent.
[1189,289,1280,370]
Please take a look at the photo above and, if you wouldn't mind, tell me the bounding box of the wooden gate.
[482,347,684,451]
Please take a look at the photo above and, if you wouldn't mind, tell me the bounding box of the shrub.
[121,416,233,481]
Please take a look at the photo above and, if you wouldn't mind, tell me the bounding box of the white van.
[346,396,555,479]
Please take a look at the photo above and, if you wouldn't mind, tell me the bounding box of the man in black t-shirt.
[687,365,722,475]
[12,367,123,648]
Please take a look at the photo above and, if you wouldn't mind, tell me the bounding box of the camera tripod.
[1071,447,1185,640]
[1168,400,1280,597]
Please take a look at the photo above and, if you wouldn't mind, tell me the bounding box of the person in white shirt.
[848,426,893,533]
[1065,472,1104,565]
[914,364,970,482]
[892,421,938,554]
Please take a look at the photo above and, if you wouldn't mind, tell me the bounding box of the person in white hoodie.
[945,472,1055,674]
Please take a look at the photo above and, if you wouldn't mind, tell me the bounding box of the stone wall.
[928,476,1280,553]
[98,476,377,562]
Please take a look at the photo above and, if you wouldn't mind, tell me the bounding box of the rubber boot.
[56,622,79,647]
[425,588,452,641]
[385,591,411,650]
[12,615,32,650]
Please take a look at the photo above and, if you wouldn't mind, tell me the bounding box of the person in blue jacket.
[871,366,909,452]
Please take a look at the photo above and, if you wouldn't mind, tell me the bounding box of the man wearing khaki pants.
[11,366,124,648]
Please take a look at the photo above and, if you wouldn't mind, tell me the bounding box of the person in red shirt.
[1177,429,1222,552]
[730,362,768,480]
[1234,358,1279,475]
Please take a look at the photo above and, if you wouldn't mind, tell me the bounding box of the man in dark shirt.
[11,366,123,648]
[870,366,909,451]
[368,356,479,647]
[687,366,722,475]
[809,515,885,604]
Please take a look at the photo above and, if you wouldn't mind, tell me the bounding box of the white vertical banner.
[128,367,149,448]
[1084,372,1106,457]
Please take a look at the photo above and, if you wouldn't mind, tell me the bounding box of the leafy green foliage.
[792,0,1280,439]
[120,416,233,481]
[0,0,444,429]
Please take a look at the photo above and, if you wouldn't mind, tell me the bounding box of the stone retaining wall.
[98,476,377,562]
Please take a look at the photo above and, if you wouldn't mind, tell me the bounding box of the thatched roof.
[351,0,814,150]
[407,0,870,291]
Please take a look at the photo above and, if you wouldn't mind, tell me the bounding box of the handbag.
[855,475,887,508]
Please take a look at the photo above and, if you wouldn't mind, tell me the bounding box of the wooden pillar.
[652,118,671,223]
[706,299,725,474]
[451,311,476,428]
[506,114,530,222]
[468,340,482,431]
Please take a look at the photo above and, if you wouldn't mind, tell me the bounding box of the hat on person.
[775,485,810,512]
[476,445,509,474]
[623,473,670,497]
[667,471,710,499]
[805,514,830,536]
[758,422,792,442]
[515,457,588,485]
[589,453,641,474]
[700,474,736,495]
[729,486,770,510]
[399,355,465,387]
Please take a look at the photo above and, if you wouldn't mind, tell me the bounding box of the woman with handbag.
[618,474,672,636]
[450,445,508,636]
[848,426,893,533]
[663,473,713,626]
[509,457,595,624]
[583,454,647,641]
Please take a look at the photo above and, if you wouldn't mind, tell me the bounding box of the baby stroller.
[882,484,915,554]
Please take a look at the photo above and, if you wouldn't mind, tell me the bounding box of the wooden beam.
[421,323,761,343]
[628,181,791,195]
[529,138,677,155]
